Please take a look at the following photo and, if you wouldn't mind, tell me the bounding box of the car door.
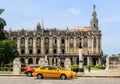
[47,66,60,78]
[40,66,49,77]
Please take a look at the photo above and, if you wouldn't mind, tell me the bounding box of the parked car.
[57,66,77,78]
[32,65,73,80]
[24,64,40,77]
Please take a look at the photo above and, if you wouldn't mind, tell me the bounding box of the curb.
[0,74,26,76]
[77,75,120,78]
[0,74,120,78]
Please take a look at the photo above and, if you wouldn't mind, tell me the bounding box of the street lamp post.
[78,37,84,73]
[87,51,90,67]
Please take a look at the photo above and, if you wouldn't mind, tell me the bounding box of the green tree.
[0,8,6,40]
[0,40,18,66]
[102,54,108,66]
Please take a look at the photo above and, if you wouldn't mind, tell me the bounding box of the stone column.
[74,37,77,54]
[65,37,68,53]
[57,37,61,53]
[67,38,70,53]
[41,37,44,54]
[45,55,48,65]
[49,37,53,54]
[74,57,77,65]
[99,38,102,53]
[54,57,56,66]
[89,57,92,65]
[49,57,52,65]
[87,56,90,66]
[57,57,60,66]
[25,58,28,66]
[17,38,20,54]
[33,37,36,54]
[98,57,102,65]
[13,58,21,74]
[96,37,99,53]
[91,37,94,54]
[25,37,28,54]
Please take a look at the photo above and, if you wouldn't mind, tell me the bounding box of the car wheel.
[27,72,32,77]
[60,74,66,80]
[37,74,43,79]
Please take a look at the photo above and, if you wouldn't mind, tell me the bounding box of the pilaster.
[33,37,36,54]
[49,37,53,54]
[25,37,28,54]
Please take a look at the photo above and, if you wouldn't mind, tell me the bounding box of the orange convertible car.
[32,65,73,80]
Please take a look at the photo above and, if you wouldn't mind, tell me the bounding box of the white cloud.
[68,8,80,15]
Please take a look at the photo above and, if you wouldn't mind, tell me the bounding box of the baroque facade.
[9,6,102,66]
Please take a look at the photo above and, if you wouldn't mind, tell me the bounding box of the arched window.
[53,49,57,54]
[62,49,65,54]
[36,58,39,64]
[70,37,73,44]
[61,37,65,44]
[70,37,74,48]
[76,37,80,47]
[45,49,49,54]
[13,37,17,43]
[76,57,79,65]
[29,49,33,54]
[36,37,41,46]
[37,49,41,54]
[45,37,49,44]
[83,37,87,47]
[94,37,96,47]
[21,37,25,45]
[21,49,25,54]
[28,37,33,45]
[20,58,25,65]
[28,58,33,64]
[53,37,57,45]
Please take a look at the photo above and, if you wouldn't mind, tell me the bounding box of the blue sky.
[0,0,120,56]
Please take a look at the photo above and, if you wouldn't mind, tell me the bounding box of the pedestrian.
[88,65,91,72]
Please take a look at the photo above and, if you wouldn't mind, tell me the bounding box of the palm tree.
[0,9,6,40]
[0,8,6,32]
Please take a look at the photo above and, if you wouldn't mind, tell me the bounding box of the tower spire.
[93,4,96,12]
[90,4,98,29]
[36,22,41,31]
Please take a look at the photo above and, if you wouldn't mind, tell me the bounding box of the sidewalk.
[0,70,120,78]
[77,70,120,78]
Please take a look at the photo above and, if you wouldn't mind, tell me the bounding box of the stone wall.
[105,56,120,76]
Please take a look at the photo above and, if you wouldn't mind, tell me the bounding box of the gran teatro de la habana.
[9,6,103,66]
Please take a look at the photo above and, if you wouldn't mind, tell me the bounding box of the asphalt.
[0,70,120,78]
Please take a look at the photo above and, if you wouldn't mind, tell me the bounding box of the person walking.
[88,65,91,72]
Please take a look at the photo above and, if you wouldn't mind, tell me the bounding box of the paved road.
[0,76,120,84]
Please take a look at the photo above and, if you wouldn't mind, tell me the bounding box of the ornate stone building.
[9,6,102,66]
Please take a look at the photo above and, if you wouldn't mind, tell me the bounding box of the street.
[0,76,120,84]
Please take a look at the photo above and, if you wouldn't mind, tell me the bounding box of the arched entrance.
[93,58,98,65]
[28,58,33,64]
[36,58,39,64]
[84,57,87,65]
[76,57,79,65]
[20,58,25,65]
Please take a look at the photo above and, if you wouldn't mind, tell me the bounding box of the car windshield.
[57,66,65,70]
